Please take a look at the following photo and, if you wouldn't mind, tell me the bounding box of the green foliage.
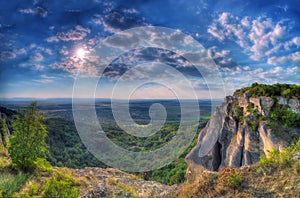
[34,158,53,173]
[228,171,242,189]
[258,140,300,169]
[267,121,280,137]
[246,102,255,114]
[248,120,259,132]
[146,158,187,185]
[0,156,10,169]
[0,116,8,147]
[45,118,105,168]
[236,106,244,124]
[43,171,79,198]
[218,167,242,190]
[28,181,40,196]
[234,83,300,99]
[0,171,28,197]
[141,120,208,185]
[230,101,244,124]
[269,104,300,128]
[8,103,49,172]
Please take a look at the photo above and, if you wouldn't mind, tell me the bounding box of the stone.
[186,94,299,172]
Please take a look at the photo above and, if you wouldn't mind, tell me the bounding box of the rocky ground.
[70,167,177,198]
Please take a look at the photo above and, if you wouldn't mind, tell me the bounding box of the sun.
[76,48,87,59]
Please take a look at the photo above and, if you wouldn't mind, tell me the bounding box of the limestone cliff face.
[186,94,300,171]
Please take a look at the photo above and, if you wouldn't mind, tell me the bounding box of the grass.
[0,171,28,197]
[107,178,139,197]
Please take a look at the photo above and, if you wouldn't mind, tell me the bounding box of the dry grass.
[170,162,300,198]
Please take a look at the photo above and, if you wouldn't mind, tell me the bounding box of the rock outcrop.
[277,97,300,114]
[186,94,300,171]
[71,167,177,198]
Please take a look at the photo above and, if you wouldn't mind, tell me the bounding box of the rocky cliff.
[186,93,300,172]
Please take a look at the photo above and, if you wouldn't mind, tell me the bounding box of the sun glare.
[76,48,87,59]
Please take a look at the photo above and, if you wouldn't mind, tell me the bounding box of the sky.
[0,0,299,99]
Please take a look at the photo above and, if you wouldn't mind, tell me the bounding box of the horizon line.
[0,97,224,101]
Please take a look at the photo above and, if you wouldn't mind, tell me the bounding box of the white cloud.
[292,37,300,47]
[19,6,47,17]
[284,36,300,49]
[30,52,44,62]
[122,9,139,14]
[0,48,26,59]
[243,66,250,70]
[59,49,69,55]
[45,36,59,42]
[207,46,230,59]
[31,64,44,70]
[287,66,298,74]
[208,13,290,61]
[56,25,90,42]
[33,75,55,84]
[268,51,300,65]
[19,8,35,14]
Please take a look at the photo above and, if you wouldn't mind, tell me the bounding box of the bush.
[34,158,53,173]
[218,167,242,190]
[246,102,255,114]
[270,104,300,128]
[28,181,40,196]
[228,171,242,189]
[258,140,300,169]
[43,171,79,198]
[267,121,280,137]
[249,121,259,132]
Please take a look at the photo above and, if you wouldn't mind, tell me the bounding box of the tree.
[282,89,291,98]
[8,103,48,172]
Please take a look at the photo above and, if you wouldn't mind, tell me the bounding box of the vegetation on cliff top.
[234,83,300,99]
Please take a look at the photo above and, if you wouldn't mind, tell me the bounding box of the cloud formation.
[57,25,90,41]
[208,13,291,61]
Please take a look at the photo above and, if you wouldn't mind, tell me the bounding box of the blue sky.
[0,0,299,99]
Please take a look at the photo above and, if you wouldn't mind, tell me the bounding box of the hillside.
[0,83,300,197]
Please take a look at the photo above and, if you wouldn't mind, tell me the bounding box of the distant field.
[0,99,222,123]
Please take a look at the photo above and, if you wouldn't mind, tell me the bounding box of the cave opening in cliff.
[212,141,222,171]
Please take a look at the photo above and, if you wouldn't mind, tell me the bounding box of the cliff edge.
[186,84,300,172]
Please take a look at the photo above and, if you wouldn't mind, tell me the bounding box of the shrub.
[267,121,280,137]
[258,140,300,169]
[34,158,53,173]
[246,102,255,114]
[269,104,300,128]
[218,167,242,190]
[228,171,242,189]
[43,171,79,198]
[249,121,259,132]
